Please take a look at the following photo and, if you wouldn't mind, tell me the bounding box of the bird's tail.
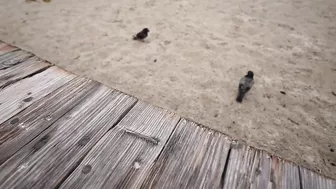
[236,92,245,103]
[133,35,137,40]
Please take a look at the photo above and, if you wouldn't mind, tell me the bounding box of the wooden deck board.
[60,101,180,189]
[0,66,75,125]
[0,77,99,164]
[300,167,336,189]
[222,144,257,189]
[223,145,301,189]
[0,42,18,56]
[0,86,137,189]
[275,158,301,189]
[0,50,33,70]
[141,119,231,189]
[0,56,50,88]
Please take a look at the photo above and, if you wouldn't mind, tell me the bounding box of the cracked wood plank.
[0,50,33,70]
[0,56,50,88]
[60,101,180,189]
[141,119,231,189]
[0,77,99,164]
[0,86,137,188]
[0,66,75,124]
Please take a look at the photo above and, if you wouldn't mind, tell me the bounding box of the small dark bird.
[236,71,254,103]
[133,28,149,41]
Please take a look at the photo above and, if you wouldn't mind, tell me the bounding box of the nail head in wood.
[78,135,91,146]
[44,115,52,121]
[82,165,92,174]
[23,97,33,102]
[10,117,20,124]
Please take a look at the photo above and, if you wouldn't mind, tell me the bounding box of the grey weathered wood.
[0,56,50,88]
[0,86,137,188]
[0,77,99,164]
[250,150,273,189]
[223,145,301,189]
[0,50,33,70]
[0,66,75,125]
[274,159,301,189]
[60,101,180,189]
[223,144,257,189]
[0,42,18,56]
[300,167,336,189]
[141,119,231,189]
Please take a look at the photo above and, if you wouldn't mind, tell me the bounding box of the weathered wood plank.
[0,66,75,124]
[0,77,99,164]
[274,158,301,189]
[250,150,273,189]
[223,144,257,189]
[0,86,137,188]
[141,119,231,189]
[60,101,180,189]
[223,145,301,189]
[0,50,33,70]
[0,56,50,88]
[0,42,18,56]
[300,167,336,189]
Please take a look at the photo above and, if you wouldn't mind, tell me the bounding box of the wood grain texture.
[0,42,18,56]
[0,77,99,164]
[141,118,231,189]
[0,86,137,189]
[300,167,336,189]
[223,145,301,189]
[0,66,75,125]
[60,101,180,189]
[223,144,257,189]
[0,56,50,88]
[273,158,301,189]
[0,50,33,70]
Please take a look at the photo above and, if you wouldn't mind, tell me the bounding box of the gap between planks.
[0,56,51,89]
[0,66,76,125]
[0,77,100,164]
[59,101,180,189]
[0,85,138,189]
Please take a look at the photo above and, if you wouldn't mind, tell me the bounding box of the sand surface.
[1,0,336,179]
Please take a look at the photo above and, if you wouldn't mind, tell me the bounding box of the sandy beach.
[1,0,336,179]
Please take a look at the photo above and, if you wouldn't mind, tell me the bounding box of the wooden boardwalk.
[0,41,335,189]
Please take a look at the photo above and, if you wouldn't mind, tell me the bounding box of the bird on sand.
[236,71,254,103]
[133,28,150,41]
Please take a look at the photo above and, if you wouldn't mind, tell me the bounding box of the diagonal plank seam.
[139,117,181,189]
[0,49,20,57]
[0,53,34,70]
[0,75,78,126]
[220,147,232,188]
[54,97,139,189]
[298,166,303,189]
[0,65,52,89]
[106,98,139,132]
[0,78,100,165]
